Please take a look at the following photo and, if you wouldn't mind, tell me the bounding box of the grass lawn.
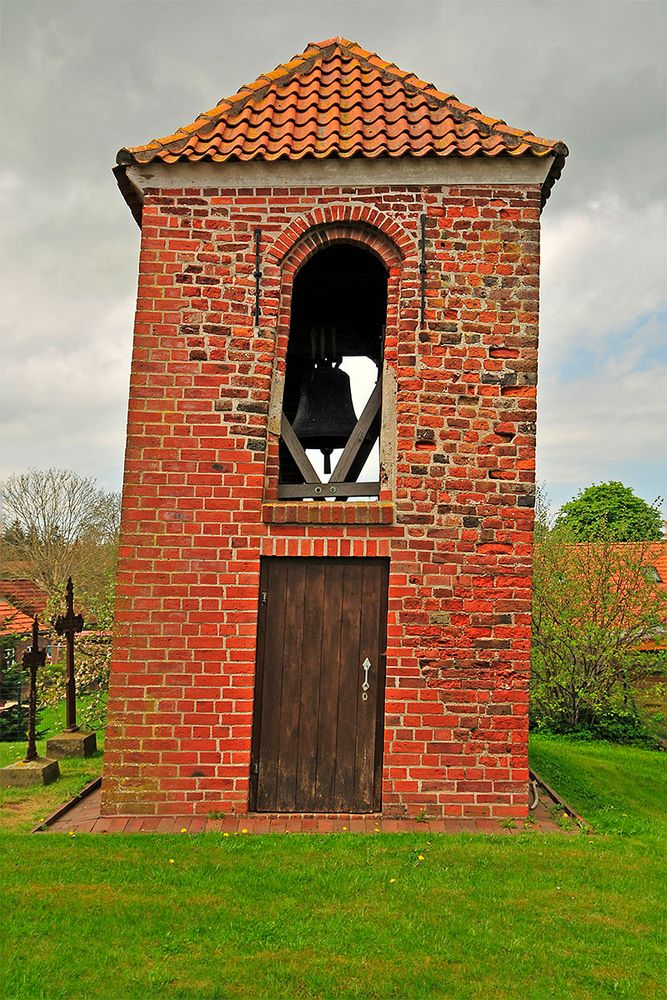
[530,733,666,837]
[0,697,105,834]
[0,729,665,999]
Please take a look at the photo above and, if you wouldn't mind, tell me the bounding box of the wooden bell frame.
[268,221,404,502]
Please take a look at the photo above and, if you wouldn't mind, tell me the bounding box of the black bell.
[292,361,358,473]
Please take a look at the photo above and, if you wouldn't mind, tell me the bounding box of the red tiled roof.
[644,542,667,594]
[569,542,667,591]
[569,541,667,650]
[117,37,567,184]
[637,542,667,648]
[0,599,34,637]
[0,580,48,618]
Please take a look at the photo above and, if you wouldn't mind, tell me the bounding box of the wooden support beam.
[278,482,380,499]
[280,415,321,484]
[329,379,382,484]
[344,429,380,488]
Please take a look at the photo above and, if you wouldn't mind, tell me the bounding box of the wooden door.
[250,557,389,813]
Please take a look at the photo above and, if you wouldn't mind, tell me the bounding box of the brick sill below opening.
[262,501,394,525]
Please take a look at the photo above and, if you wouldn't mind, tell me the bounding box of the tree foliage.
[555,481,663,542]
[0,623,47,742]
[37,631,111,732]
[1,469,120,734]
[37,568,116,732]
[1,468,120,604]
[0,634,27,741]
[531,526,666,738]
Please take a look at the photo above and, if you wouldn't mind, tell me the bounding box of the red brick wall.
[102,181,541,818]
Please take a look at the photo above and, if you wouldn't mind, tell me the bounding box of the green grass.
[0,701,104,833]
[0,732,665,998]
[530,734,667,838]
[38,693,107,739]
[1,829,664,1000]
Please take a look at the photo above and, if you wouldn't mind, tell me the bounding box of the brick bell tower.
[103,38,567,819]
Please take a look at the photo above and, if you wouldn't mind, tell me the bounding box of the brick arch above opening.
[267,205,413,271]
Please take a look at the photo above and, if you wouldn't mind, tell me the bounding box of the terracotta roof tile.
[117,38,568,174]
[645,542,667,594]
[569,543,667,592]
[566,542,667,650]
[0,580,48,618]
[0,599,35,637]
[637,542,667,648]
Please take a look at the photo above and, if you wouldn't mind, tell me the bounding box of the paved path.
[42,785,573,835]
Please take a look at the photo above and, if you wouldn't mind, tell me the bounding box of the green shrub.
[531,703,661,749]
[0,635,45,742]
[588,706,661,746]
[531,526,666,734]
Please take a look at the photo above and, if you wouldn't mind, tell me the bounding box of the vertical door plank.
[274,561,307,810]
[254,561,288,811]
[249,560,269,810]
[372,560,390,811]
[353,561,387,811]
[312,561,344,811]
[295,561,326,810]
[333,561,364,811]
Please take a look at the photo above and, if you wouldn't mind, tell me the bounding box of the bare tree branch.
[1,468,120,600]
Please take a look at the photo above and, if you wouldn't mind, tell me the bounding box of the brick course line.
[102,179,543,821]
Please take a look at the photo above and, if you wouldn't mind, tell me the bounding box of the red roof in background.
[645,542,667,593]
[0,599,35,637]
[118,37,567,180]
[0,580,48,619]
[636,542,667,649]
[567,541,667,650]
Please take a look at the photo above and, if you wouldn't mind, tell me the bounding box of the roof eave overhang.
[113,163,144,229]
[540,151,567,209]
[113,163,143,227]
[113,151,566,228]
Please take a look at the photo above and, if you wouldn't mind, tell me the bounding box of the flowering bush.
[531,528,666,740]
[38,572,115,731]
[36,630,111,730]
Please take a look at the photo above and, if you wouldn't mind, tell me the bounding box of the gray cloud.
[1,0,665,509]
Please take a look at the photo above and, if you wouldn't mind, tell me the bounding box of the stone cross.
[23,617,45,763]
[54,577,84,732]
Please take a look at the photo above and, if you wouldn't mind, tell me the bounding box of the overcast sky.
[1,0,665,515]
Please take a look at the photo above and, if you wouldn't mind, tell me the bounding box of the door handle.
[362,657,371,700]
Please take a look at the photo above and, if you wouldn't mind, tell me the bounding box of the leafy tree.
[555,481,663,542]
[534,482,552,543]
[1,468,120,604]
[531,526,666,738]
[1,469,120,734]
[37,631,111,733]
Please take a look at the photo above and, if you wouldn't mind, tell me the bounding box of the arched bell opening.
[279,243,388,500]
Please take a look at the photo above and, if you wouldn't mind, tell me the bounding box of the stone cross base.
[0,758,60,787]
[46,730,97,759]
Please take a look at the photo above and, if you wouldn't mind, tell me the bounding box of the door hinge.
[260,591,267,606]
[252,761,260,775]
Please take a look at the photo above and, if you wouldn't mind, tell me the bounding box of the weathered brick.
[102,180,541,820]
